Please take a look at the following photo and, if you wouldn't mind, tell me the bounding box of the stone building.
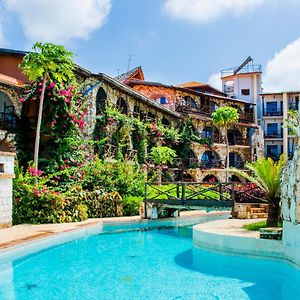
[0,48,258,183]
[123,74,257,182]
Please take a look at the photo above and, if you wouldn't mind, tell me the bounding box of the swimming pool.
[0,217,300,300]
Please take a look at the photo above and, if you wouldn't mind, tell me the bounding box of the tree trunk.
[225,126,229,182]
[267,196,280,227]
[33,74,47,170]
[157,167,162,186]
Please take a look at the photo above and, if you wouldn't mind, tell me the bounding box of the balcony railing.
[239,113,254,123]
[0,112,17,131]
[264,131,283,138]
[263,110,283,117]
[228,137,250,146]
[221,64,262,77]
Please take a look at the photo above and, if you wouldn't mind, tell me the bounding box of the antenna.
[127,54,132,72]
[234,56,253,75]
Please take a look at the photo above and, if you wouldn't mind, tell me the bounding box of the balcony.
[228,136,250,146]
[264,131,283,139]
[221,64,262,78]
[263,109,283,117]
[239,113,254,123]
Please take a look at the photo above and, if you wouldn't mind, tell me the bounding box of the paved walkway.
[0,210,227,250]
[194,218,265,239]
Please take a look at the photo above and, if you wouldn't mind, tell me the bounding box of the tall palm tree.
[20,42,75,170]
[231,155,285,226]
[212,106,239,181]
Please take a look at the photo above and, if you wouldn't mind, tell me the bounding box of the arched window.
[117,97,128,115]
[201,151,221,168]
[0,91,14,113]
[203,175,219,183]
[229,175,241,183]
[0,91,16,129]
[96,87,107,115]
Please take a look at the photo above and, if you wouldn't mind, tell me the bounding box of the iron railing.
[264,131,283,138]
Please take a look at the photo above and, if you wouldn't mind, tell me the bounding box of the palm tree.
[212,106,239,181]
[231,155,285,226]
[20,42,75,170]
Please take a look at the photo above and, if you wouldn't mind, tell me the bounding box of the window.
[241,89,250,96]
[267,145,279,159]
[96,88,107,115]
[0,163,4,173]
[267,123,278,134]
[266,102,277,114]
[159,97,168,104]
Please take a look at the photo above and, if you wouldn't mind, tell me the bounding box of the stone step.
[250,208,266,213]
[259,204,268,208]
[250,212,268,219]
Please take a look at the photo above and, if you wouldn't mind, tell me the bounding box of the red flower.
[19,97,25,103]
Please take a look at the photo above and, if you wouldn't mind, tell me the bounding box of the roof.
[176,81,206,88]
[0,73,25,87]
[115,66,144,83]
[0,48,28,57]
[261,91,300,96]
[127,80,255,105]
[95,73,182,119]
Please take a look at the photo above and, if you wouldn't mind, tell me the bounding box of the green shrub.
[13,183,88,224]
[75,188,123,218]
[123,196,143,216]
[81,157,144,197]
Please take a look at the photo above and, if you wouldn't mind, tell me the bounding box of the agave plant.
[231,155,285,226]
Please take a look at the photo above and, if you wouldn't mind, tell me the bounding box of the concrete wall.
[0,152,15,228]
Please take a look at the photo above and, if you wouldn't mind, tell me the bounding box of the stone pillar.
[0,151,15,228]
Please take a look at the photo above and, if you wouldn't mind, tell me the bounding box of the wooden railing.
[144,182,235,207]
[144,182,267,207]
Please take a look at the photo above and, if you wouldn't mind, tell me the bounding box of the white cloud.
[163,0,269,23]
[208,72,222,90]
[263,37,300,92]
[4,0,111,43]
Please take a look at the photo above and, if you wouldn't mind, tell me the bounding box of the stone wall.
[281,143,300,266]
[0,151,15,228]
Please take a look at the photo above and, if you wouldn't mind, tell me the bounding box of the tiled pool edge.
[0,212,230,265]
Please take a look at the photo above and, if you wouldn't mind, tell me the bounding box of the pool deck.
[193,218,284,260]
[0,210,227,250]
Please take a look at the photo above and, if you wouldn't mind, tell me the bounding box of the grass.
[243,220,283,231]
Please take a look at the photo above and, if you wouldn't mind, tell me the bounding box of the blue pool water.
[1,222,300,300]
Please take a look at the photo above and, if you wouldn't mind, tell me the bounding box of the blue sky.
[1,0,300,91]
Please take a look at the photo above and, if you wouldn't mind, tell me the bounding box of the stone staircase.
[232,203,268,219]
[249,204,268,219]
